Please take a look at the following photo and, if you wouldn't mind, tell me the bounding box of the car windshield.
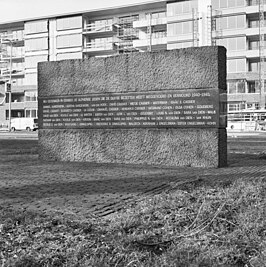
[34,119,38,123]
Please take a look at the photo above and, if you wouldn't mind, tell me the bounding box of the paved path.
[0,135,265,219]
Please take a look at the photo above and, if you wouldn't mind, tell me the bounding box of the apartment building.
[0,0,265,126]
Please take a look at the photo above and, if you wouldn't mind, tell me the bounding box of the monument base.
[39,128,227,168]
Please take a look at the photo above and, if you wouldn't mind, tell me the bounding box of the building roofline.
[0,0,166,27]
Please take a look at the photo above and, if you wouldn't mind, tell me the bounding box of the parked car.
[11,118,38,131]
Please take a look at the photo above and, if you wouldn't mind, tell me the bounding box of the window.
[237,37,246,50]
[0,31,8,38]
[87,37,113,48]
[6,110,24,119]
[212,0,245,8]
[86,18,113,31]
[228,80,246,94]
[167,1,197,16]
[249,40,259,50]
[218,15,245,30]
[228,82,237,94]
[227,59,246,73]
[237,81,245,93]
[220,0,227,8]
[6,93,24,103]
[13,78,24,86]
[151,31,166,39]
[228,16,236,28]
[237,59,246,72]
[237,0,246,5]
[228,102,245,111]
[249,18,259,28]
[228,38,237,50]
[25,91,37,102]
[57,16,82,30]
[12,62,24,72]
[167,21,193,36]
[8,46,25,58]
[151,12,166,19]
[249,60,259,72]
[11,30,24,40]
[25,38,48,51]
[248,17,266,28]
[56,34,82,48]
[25,20,48,34]
[237,16,245,28]
[25,109,37,118]
[247,103,253,109]
[217,38,227,47]
[247,81,256,93]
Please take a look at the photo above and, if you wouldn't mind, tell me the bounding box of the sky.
[0,0,162,23]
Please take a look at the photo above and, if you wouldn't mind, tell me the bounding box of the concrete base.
[39,128,227,168]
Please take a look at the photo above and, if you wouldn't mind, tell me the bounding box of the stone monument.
[38,46,227,167]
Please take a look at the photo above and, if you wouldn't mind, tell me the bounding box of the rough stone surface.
[38,46,227,168]
[39,128,223,167]
[38,46,226,97]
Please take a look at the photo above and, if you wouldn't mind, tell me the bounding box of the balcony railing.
[1,53,25,60]
[0,68,25,77]
[83,23,115,35]
[0,32,25,47]
[83,41,115,53]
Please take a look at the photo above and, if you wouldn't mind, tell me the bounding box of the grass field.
[0,133,265,267]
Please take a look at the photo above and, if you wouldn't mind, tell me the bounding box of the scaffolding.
[0,37,9,82]
[115,15,139,53]
[210,8,222,46]
[259,0,265,109]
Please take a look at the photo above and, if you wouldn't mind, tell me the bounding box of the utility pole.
[8,40,12,131]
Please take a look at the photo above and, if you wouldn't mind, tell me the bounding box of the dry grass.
[0,177,265,267]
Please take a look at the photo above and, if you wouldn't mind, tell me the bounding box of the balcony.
[227,72,259,81]
[83,41,116,55]
[83,23,117,37]
[7,101,25,110]
[1,53,25,62]
[213,6,246,16]
[0,68,25,78]
[228,93,261,103]
[0,33,25,47]
[212,28,246,38]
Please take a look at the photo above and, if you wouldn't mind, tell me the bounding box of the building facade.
[0,0,265,126]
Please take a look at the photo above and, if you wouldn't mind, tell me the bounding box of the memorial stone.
[38,46,227,167]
